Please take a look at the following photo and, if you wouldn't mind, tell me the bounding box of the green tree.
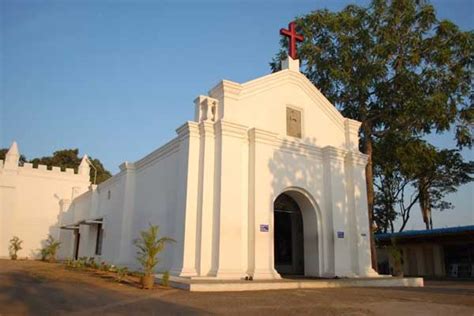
[398,140,474,230]
[272,0,473,266]
[373,134,473,232]
[30,149,112,184]
[9,236,23,260]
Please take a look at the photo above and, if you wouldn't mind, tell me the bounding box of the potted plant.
[134,224,174,289]
[9,236,23,260]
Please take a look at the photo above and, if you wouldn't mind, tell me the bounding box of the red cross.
[280,21,304,60]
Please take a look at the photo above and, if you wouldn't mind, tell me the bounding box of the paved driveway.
[0,260,473,315]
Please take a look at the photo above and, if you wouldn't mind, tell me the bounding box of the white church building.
[1,58,378,280]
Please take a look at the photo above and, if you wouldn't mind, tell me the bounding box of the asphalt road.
[0,260,473,315]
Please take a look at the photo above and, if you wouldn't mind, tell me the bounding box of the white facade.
[3,58,378,279]
[0,142,90,259]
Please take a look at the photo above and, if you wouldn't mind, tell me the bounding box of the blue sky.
[1,0,473,229]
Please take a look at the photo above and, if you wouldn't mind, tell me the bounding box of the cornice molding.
[209,80,243,101]
[346,151,369,166]
[322,146,349,162]
[119,161,136,172]
[278,137,323,159]
[344,118,362,133]
[248,128,324,159]
[215,120,248,139]
[248,128,278,144]
[199,121,215,136]
[176,121,200,139]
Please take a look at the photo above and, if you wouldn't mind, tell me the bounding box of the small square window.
[287,108,302,138]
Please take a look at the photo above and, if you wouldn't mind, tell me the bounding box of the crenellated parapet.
[0,141,90,182]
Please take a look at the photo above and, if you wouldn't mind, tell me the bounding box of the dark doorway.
[274,193,304,275]
[74,231,80,260]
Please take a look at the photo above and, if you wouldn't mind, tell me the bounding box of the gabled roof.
[209,69,356,133]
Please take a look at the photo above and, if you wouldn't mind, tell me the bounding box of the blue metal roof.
[375,225,474,241]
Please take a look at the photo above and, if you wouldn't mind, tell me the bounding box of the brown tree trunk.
[362,123,377,271]
[419,178,431,230]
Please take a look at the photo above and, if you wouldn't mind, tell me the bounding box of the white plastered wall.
[0,144,90,259]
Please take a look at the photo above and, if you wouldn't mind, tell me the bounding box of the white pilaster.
[196,121,216,276]
[248,128,281,279]
[117,161,137,265]
[213,120,248,279]
[171,121,200,277]
[323,146,353,277]
[346,152,378,277]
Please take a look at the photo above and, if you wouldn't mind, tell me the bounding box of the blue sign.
[260,224,269,232]
[337,231,344,238]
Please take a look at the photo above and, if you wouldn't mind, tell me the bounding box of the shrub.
[85,257,98,269]
[8,236,23,260]
[40,248,49,261]
[41,235,61,262]
[99,261,111,272]
[116,266,129,282]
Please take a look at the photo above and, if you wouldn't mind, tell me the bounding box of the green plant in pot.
[134,224,174,289]
[9,236,23,260]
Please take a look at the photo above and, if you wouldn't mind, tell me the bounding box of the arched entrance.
[273,189,321,277]
[274,193,304,275]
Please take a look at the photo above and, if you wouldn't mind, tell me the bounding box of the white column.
[196,121,216,276]
[248,128,281,279]
[347,152,378,277]
[170,122,200,277]
[214,120,248,279]
[322,146,353,277]
[116,162,136,265]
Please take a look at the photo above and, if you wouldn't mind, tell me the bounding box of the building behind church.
[1,58,378,280]
[0,142,90,259]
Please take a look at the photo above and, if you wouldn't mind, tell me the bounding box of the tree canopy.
[271,0,473,265]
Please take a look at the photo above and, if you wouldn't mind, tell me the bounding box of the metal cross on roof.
[280,21,304,60]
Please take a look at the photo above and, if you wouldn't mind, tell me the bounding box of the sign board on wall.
[337,231,344,238]
[260,224,269,232]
